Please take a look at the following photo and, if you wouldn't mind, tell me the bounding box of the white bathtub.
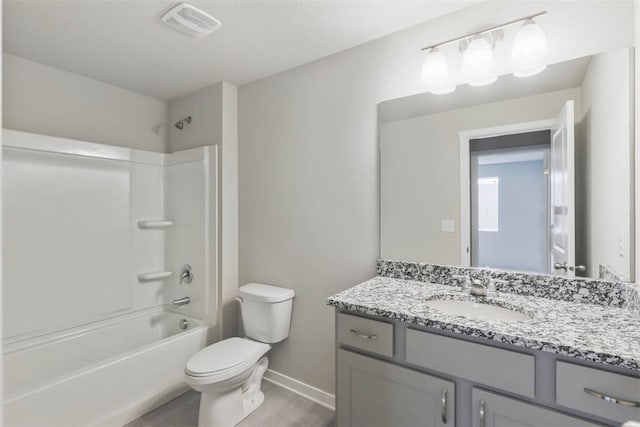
[3,308,210,427]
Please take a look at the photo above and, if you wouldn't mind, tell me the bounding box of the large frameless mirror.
[379,47,634,282]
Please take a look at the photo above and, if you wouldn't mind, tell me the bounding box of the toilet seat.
[185,337,270,383]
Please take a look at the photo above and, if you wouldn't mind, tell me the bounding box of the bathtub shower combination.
[3,130,218,426]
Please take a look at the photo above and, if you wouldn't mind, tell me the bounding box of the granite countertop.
[327,276,640,372]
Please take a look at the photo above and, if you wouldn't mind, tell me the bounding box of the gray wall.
[474,160,548,273]
[3,54,168,152]
[238,55,380,395]
[1,9,4,418]
[168,83,223,152]
[577,49,632,280]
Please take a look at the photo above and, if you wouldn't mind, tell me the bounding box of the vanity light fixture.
[421,48,456,94]
[461,34,499,86]
[512,19,549,77]
[420,11,547,91]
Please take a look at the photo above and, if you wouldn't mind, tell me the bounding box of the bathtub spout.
[173,297,190,306]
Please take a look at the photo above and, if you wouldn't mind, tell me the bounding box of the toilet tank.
[238,283,295,343]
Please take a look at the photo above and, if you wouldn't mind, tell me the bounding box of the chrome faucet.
[470,280,487,297]
[451,274,471,292]
[173,296,190,306]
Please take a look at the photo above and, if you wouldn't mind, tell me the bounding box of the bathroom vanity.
[328,261,640,427]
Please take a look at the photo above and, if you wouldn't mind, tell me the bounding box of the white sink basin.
[425,298,532,322]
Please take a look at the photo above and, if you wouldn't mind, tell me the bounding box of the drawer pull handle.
[349,329,377,340]
[584,388,640,408]
[441,388,448,424]
[479,399,486,427]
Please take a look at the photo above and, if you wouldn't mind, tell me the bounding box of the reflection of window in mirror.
[477,177,499,232]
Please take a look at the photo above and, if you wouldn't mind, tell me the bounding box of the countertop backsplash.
[377,259,639,313]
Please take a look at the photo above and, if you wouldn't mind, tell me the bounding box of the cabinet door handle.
[584,387,640,407]
[349,329,377,340]
[441,388,448,424]
[479,399,486,427]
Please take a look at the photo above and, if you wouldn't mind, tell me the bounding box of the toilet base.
[197,357,269,427]
[199,389,265,427]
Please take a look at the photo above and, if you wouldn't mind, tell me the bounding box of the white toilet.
[185,283,295,427]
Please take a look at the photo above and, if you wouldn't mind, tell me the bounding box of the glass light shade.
[462,36,497,86]
[421,48,456,94]
[513,64,546,78]
[512,19,548,77]
[430,84,456,95]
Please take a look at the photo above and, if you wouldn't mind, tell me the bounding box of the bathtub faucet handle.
[179,264,193,284]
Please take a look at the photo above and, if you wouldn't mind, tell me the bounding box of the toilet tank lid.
[239,283,295,303]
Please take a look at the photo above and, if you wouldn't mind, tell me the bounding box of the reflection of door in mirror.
[550,101,576,277]
[466,101,576,277]
[469,136,550,275]
[464,102,576,276]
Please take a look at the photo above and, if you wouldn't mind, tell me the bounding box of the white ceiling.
[3,0,474,100]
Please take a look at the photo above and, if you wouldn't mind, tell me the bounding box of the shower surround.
[3,129,218,426]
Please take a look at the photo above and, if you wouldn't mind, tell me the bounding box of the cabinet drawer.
[556,361,640,423]
[406,329,535,397]
[337,313,393,357]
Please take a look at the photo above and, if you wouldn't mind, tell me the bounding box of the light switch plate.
[441,219,455,233]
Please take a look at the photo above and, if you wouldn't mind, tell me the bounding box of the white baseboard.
[263,369,335,411]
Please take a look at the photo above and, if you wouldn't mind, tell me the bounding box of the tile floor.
[124,381,334,427]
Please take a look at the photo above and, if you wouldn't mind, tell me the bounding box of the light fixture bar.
[421,11,547,52]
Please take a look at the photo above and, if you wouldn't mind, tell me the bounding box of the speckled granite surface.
[377,259,633,308]
[599,264,628,282]
[327,276,640,372]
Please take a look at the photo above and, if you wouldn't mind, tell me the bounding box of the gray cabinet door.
[471,389,601,427]
[337,349,454,427]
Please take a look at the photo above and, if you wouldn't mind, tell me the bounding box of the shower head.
[175,116,192,130]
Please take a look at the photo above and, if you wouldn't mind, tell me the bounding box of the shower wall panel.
[4,146,133,340]
[2,130,165,343]
[131,162,167,309]
[164,147,217,322]
[3,129,218,344]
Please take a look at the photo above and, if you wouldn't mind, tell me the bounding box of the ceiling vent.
[161,3,221,39]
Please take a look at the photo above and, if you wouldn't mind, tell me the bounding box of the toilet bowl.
[185,337,271,426]
[185,283,295,427]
